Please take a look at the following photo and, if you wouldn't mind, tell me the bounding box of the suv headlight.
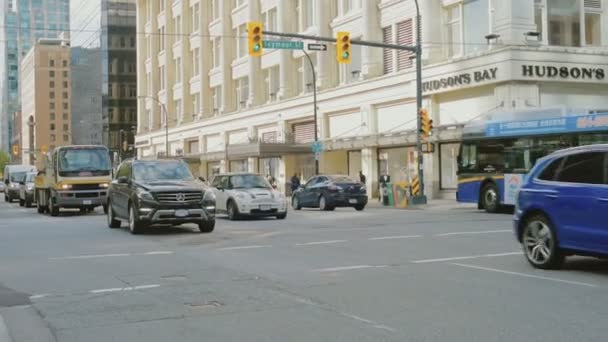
[26,184,34,191]
[99,183,109,188]
[136,189,155,201]
[202,190,216,211]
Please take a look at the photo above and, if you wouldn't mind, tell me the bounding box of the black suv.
[106,159,216,234]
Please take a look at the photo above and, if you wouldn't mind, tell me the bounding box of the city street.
[1,196,607,342]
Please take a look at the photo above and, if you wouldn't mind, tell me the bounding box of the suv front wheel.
[522,215,564,269]
[198,219,215,233]
[128,204,144,234]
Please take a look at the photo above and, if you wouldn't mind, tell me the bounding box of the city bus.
[456,107,608,213]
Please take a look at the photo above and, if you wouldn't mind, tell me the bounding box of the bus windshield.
[57,148,111,177]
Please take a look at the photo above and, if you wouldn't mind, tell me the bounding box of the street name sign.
[263,40,304,50]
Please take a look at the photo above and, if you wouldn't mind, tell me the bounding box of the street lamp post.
[138,96,169,157]
[302,49,319,175]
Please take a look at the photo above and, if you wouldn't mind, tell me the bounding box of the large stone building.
[135,0,608,198]
[20,39,72,165]
[70,0,138,160]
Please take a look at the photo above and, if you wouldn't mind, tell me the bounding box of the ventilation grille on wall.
[584,0,601,9]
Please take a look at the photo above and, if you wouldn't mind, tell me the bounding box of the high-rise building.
[0,0,20,154]
[70,0,137,159]
[136,0,608,199]
[20,39,72,166]
[0,0,70,154]
[71,47,103,146]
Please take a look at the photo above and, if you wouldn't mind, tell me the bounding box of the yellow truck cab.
[35,145,112,216]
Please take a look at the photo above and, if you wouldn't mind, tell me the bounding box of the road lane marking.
[89,284,161,294]
[143,251,174,255]
[434,229,512,237]
[312,265,387,273]
[296,240,348,246]
[411,252,522,264]
[29,294,50,300]
[288,295,396,333]
[216,245,272,251]
[451,263,597,288]
[369,235,422,241]
[49,251,175,260]
[50,253,131,260]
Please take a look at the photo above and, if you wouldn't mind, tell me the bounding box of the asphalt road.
[1,195,607,342]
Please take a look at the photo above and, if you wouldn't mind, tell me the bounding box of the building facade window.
[445,4,462,58]
[211,0,219,20]
[49,59,54,67]
[213,86,222,114]
[49,91,55,99]
[297,0,314,31]
[50,134,56,142]
[192,2,200,32]
[175,15,182,40]
[50,113,55,120]
[50,81,55,88]
[63,124,69,131]
[63,134,69,142]
[175,99,182,122]
[192,48,200,75]
[50,123,55,131]
[340,0,361,16]
[159,26,165,50]
[49,70,55,77]
[129,85,137,97]
[62,60,67,67]
[265,8,278,32]
[175,57,182,82]
[193,93,200,116]
[63,81,68,88]
[160,65,166,90]
[108,84,113,97]
[212,38,221,68]
[62,92,68,99]
[50,102,55,109]
[535,0,602,47]
[382,26,394,74]
[237,24,247,58]
[236,77,249,109]
[63,102,68,110]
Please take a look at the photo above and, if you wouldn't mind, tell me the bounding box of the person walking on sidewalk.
[290,173,300,193]
[358,171,366,185]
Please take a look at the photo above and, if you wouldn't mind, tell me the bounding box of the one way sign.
[307,43,327,51]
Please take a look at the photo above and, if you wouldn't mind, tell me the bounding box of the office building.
[20,39,72,165]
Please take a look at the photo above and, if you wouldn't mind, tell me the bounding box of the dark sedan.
[292,175,367,211]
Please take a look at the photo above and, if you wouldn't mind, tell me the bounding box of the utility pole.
[138,96,169,157]
[302,49,319,175]
[413,0,427,203]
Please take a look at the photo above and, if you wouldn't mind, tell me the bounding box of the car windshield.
[133,162,194,182]
[58,148,111,176]
[10,172,25,183]
[231,174,271,189]
[329,175,358,183]
[25,173,36,182]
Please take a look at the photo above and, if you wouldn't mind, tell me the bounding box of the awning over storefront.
[226,142,311,159]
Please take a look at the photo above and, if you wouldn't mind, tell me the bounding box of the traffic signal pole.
[262,16,427,202]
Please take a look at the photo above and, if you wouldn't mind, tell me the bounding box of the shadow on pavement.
[563,258,608,276]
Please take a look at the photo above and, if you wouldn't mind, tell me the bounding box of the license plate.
[348,199,357,204]
[259,205,271,211]
[175,209,189,217]
[82,200,92,205]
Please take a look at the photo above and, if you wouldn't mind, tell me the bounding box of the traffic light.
[419,108,433,139]
[336,32,351,64]
[11,144,19,156]
[248,22,263,57]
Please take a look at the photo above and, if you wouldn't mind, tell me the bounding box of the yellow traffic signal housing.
[419,108,433,139]
[248,22,263,57]
[336,32,351,64]
[11,144,19,156]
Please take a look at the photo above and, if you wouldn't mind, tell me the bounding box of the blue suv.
[514,144,608,269]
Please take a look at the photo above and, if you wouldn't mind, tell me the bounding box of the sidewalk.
[366,198,477,211]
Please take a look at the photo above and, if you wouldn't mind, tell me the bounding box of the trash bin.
[381,185,389,206]
[386,182,394,206]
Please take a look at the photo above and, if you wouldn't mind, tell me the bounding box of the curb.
[0,306,56,342]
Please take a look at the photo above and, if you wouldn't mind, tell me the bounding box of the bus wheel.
[481,183,500,213]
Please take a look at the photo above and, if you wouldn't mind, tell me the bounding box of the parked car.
[514,144,608,269]
[18,172,37,207]
[0,182,5,193]
[106,159,216,234]
[3,165,36,202]
[210,173,287,220]
[292,175,367,211]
